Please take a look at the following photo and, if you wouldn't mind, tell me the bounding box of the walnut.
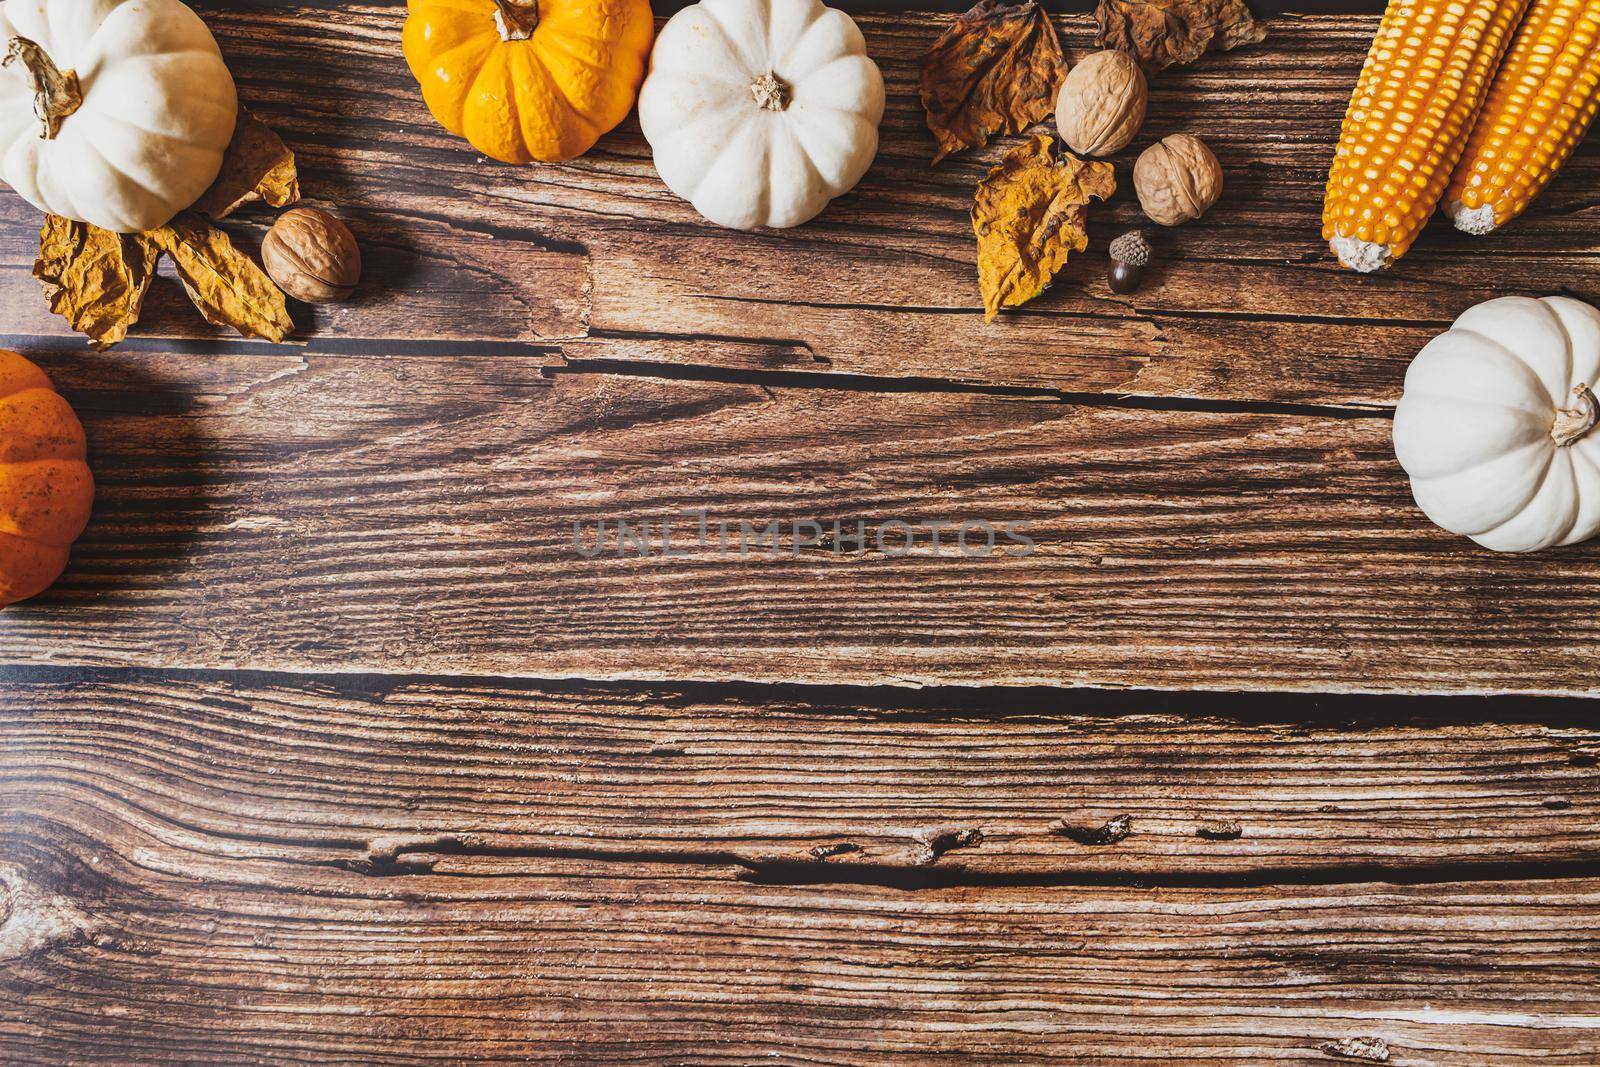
[261,208,361,304]
[1133,133,1223,226]
[1055,50,1147,157]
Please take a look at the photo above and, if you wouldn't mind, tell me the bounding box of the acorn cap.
[1109,230,1152,267]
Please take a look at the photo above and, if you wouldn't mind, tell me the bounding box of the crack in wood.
[313,835,1600,892]
[1053,814,1134,846]
[910,826,984,866]
[547,353,1395,418]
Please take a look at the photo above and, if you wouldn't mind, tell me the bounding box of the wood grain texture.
[2,668,1599,1066]
[2,5,1596,1064]
[12,856,1598,1066]
[2,6,1596,405]
[4,669,1598,876]
[0,346,1599,694]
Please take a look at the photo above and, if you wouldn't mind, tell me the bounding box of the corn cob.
[1445,0,1600,235]
[1323,0,1530,272]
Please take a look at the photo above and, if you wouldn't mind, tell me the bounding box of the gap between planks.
[13,660,1600,725]
[0,332,1394,422]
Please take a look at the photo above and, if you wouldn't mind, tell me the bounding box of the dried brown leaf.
[972,135,1115,321]
[191,108,301,219]
[32,215,160,349]
[921,0,1068,164]
[150,214,294,343]
[1096,0,1267,72]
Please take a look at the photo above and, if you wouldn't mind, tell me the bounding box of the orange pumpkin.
[402,0,655,164]
[0,351,93,607]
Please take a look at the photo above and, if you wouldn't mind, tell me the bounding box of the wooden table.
[3,1,1599,1063]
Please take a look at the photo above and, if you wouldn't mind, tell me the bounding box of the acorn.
[1108,230,1152,295]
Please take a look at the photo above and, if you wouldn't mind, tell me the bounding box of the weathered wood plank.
[3,8,1596,404]
[2,345,1599,694]
[3,771,1598,1066]
[3,669,1597,876]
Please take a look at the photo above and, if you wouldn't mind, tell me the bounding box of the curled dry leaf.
[1096,0,1267,72]
[191,108,301,219]
[149,214,294,343]
[31,108,300,348]
[972,134,1115,321]
[33,216,160,350]
[921,0,1068,163]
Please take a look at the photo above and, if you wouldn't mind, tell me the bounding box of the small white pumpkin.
[0,0,238,233]
[638,0,884,231]
[1394,295,1600,552]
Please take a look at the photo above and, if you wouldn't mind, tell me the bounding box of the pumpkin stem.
[1552,385,1599,447]
[750,73,790,112]
[492,0,540,40]
[3,36,82,140]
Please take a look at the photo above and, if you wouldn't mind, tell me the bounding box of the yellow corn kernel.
[1446,0,1600,234]
[1323,0,1530,272]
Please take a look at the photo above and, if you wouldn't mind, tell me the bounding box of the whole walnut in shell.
[1133,133,1223,226]
[1055,50,1147,157]
[261,208,361,304]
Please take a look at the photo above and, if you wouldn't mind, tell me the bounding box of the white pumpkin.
[637,0,884,230]
[0,0,238,233]
[1394,295,1600,552]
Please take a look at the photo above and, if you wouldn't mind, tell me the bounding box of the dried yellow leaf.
[32,215,159,349]
[972,135,1115,321]
[191,108,301,219]
[150,214,295,343]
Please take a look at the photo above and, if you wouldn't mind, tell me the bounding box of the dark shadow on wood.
[0,349,218,610]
